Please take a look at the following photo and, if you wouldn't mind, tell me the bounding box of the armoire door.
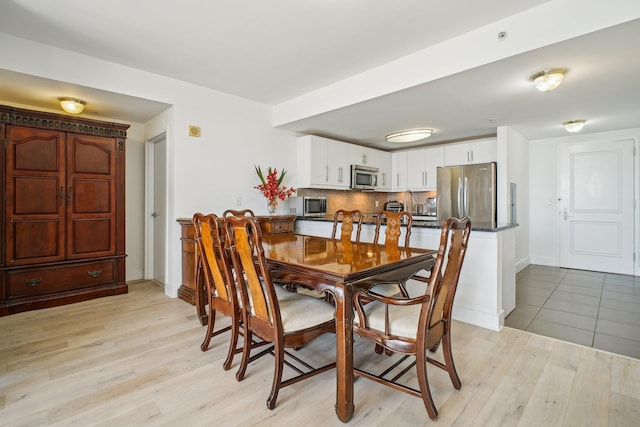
[5,126,66,266]
[66,133,117,260]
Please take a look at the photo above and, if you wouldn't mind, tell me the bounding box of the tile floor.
[505,264,640,359]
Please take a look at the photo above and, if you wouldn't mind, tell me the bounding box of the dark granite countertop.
[296,215,518,232]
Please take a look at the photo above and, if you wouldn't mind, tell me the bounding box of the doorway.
[558,139,635,275]
[145,133,167,285]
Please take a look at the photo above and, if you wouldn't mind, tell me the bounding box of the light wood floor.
[1,281,639,426]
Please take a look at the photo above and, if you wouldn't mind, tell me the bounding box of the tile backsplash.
[296,188,436,214]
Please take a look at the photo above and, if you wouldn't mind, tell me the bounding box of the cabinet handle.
[88,270,103,278]
[325,166,329,182]
[338,167,343,183]
[67,186,73,204]
[424,170,427,186]
[470,150,474,163]
[25,278,43,287]
[59,187,65,205]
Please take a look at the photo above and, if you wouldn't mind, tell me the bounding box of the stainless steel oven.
[286,196,327,216]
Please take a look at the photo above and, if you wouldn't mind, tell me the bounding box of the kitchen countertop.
[296,215,517,232]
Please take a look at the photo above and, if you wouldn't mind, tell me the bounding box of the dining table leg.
[334,282,354,422]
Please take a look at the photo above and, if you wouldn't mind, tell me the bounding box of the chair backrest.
[331,209,363,242]
[420,217,471,341]
[225,216,281,332]
[223,209,255,218]
[373,210,412,248]
[192,213,235,306]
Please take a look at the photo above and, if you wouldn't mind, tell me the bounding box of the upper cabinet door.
[444,138,497,166]
[423,146,444,190]
[326,139,352,188]
[296,135,351,189]
[392,151,408,190]
[406,146,443,191]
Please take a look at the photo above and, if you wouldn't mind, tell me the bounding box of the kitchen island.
[296,216,517,331]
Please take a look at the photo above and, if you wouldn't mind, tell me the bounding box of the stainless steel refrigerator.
[436,162,497,225]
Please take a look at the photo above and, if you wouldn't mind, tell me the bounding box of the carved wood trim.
[0,105,129,138]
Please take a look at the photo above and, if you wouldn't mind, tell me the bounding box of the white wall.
[124,122,146,280]
[529,127,640,272]
[0,33,299,297]
[499,126,530,271]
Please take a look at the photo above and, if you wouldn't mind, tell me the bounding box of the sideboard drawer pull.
[25,278,43,287]
[88,270,103,278]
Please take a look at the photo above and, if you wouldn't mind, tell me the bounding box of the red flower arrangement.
[254,165,296,206]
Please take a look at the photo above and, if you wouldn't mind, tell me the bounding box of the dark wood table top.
[262,233,435,287]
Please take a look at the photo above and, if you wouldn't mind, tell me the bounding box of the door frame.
[144,132,168,283]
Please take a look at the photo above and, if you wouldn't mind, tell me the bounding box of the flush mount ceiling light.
[58,97,86,114]
[385,129,433,143]
[563,119,586,133]
[530,68,566,92]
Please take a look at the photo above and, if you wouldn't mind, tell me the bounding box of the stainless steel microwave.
[350,165,378,190]
[286,196,327,216]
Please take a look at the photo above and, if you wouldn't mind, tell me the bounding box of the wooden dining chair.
[352,216,471,420]
[192,212,242,370]
[225,216,336,409]
[369,210,414,298]
[331,209,363,242]
[223,208,255,218]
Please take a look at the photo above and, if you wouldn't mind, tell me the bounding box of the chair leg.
[415,350,438,420]
[223,315,240,371]
[267,342,285,409]
[236,328,253,382]
[200,306,217,352]
[441,333,461,389]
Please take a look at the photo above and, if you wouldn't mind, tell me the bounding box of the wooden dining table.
[261,233,436,423]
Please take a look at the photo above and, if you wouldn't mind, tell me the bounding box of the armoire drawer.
[7,260,116,299]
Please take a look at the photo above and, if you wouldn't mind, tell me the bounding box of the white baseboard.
[529,256,557,267]
[516,256,530,273]
[452,305,502,332]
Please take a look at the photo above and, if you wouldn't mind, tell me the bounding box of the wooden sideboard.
[176,214,296,324]
[254,214,297,235]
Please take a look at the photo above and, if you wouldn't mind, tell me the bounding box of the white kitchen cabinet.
[327,139,352,187]
[392,151,408,190]
[406,146,444,191]
[444,138,497,166]
[296,135,351,189]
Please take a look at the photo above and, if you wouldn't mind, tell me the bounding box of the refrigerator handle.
[457,176,463,216]
[464,176,469,216]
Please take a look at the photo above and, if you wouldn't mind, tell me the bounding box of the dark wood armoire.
[0,105,129,315]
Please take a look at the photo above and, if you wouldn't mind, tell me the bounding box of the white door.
[146,134,167,285]
[559,139,635,274]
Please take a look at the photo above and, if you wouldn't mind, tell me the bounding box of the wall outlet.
[375,200,379,208]
[235,196,241,206]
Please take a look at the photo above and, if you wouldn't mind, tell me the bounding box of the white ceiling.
[1,0,639,150]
